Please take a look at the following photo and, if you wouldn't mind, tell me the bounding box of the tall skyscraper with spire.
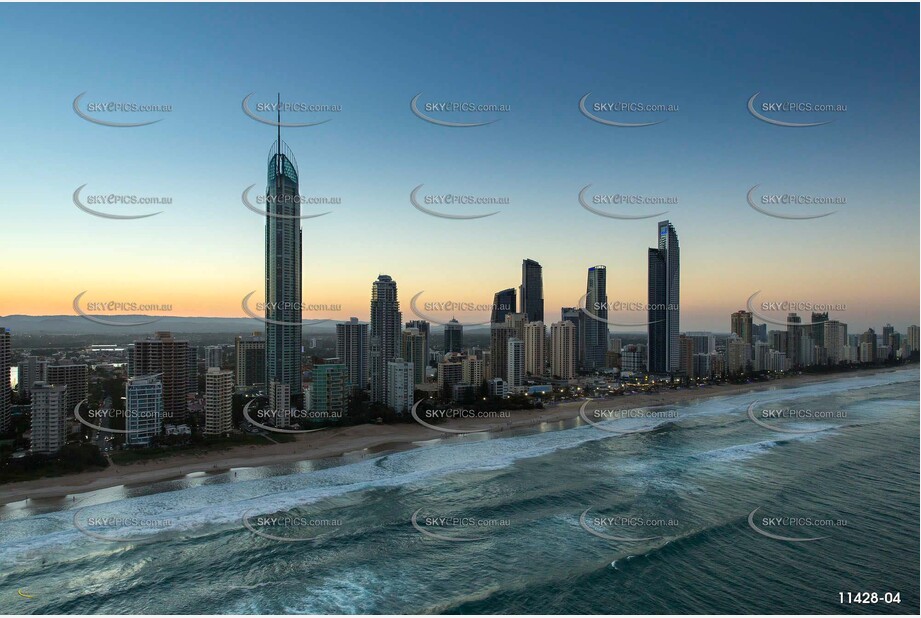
[647,220,680,374]
[265,96,303,404]
[520,258,544,323]
[370,275,402,404]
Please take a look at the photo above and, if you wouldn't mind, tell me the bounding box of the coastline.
[0,366,911,506]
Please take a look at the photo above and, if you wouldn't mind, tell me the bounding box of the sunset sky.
[0,4,917,332]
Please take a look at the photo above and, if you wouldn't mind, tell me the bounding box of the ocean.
[1,369,917,614]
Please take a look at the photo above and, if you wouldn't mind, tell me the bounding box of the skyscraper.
[18,355,47,398]
[647,221,680,374]
[126,375,164,446]
[404,320,430,365]
[0,329,9,433]
[491,288,516,324]
[490,322,515,381]
[204,368,233,436]
[520,258,544,323]
[337,318,369,394]
[46,364,88,417]
[310,364,348,421]
[550,320,576,380]
[30,382,67,454]
[507,338,525,393]
[234,332,266,390]
[204,346,223,370]
[401,327,427,386]
[561,307,584,370]
[523,321,546,377]
[370,275,402,404]
[265,115,303,405]
[812,312,829,350]
[132,332,189,424]
[731,310,753,345]
[444,318,463,353]
[583,265,609,370]
[387,359,414,414]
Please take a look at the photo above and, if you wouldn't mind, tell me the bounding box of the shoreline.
[0,366,912,506]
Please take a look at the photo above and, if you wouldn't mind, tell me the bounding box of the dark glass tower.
[520,258,544,323]
[491,288,517,324]
[370,275,401,404]
[265,112,303,403]
[444,318,463,353]
[647,220,680,374]
[583,265,608,370]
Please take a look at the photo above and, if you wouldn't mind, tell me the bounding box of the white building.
[507,338,525,393]
[387,359,414,414]
[30,382,68,454]
[204,368,233,435]
[126,375,164,446]
[269,380,291,428]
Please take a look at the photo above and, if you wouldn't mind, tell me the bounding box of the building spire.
[277,92,281,174]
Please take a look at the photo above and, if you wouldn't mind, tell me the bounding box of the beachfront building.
[30,382,67,454]
[204,368,233,436]
[126,375,164,447]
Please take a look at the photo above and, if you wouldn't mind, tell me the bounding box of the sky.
[0,3,918,332]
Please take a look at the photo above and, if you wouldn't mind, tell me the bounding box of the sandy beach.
[0,367,909,506]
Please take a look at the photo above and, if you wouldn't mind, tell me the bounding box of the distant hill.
[0,315,493,336]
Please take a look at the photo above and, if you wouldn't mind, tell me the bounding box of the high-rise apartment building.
[731,310,753,345]
[520,258,544,323]
[235,332,266,389]
[444,319,463,353]
[523,321,546,377]
[507,338,525,393]
[132,332,190,424]
[387,359,414,414]
[204,368,233,436]
[370,275,402,403]
[126,374,163,446]
[550,320,576,380]
[46,364,88,418]
[584,265,609,370]
[491,288,516,325]
[648,221,680,374]
[30,382,68,454]
[337,318,369,394]
[401,327,427,386]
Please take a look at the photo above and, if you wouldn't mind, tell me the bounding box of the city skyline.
[0,5,917,333]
